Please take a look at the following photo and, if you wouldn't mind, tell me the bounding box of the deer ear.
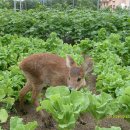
[82,56,93,75]
[66,55,76,68]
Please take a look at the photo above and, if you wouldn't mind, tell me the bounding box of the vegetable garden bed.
[2,100,130,130]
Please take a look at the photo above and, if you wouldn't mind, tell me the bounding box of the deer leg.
[19,81,32,114]
[31,84,44,116]
[32,84,53,128]
[31,84,43,107]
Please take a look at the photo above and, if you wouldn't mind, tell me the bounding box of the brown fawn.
[19,53,93,125]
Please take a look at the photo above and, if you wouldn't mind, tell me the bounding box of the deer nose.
[68,86,73,93]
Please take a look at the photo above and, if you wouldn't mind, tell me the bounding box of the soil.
[1,101,130,130]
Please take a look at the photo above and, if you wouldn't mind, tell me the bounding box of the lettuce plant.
[0,116,37,130]
[37,86,89,130]
[10,117,37,130]
[0,109,8,123]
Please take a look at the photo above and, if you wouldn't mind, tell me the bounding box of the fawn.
[19,53,93,125]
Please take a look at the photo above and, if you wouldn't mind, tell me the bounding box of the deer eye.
[77,77,81,82]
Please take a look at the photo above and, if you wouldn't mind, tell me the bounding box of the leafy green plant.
[10,117,37,130]
[0,71,15,110]
[37,86,89,130]
[95,126,121,130]
[37,86,122,130]
[0,0,11,9]
[0,109,8,123]
[0,116,37,130]
[118,86,130,116]
[86,92,119,121]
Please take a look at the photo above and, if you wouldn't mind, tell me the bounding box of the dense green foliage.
[0,0,40,9]
[0,31,130,129]
[0,117,37,130]
[0,0,97,10]
[0,0,11,9]
[80,32,130,95]
[0,109,8,123]
[10,117,37,130]
[38,86,121,130]
[44,0,97,9]
[0,8,129,43]
[37,86,89,130]
[0,6,130,130]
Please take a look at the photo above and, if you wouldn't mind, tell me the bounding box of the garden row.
[0,8,130,43]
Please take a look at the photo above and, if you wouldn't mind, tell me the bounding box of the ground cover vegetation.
[0,6,130,130]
